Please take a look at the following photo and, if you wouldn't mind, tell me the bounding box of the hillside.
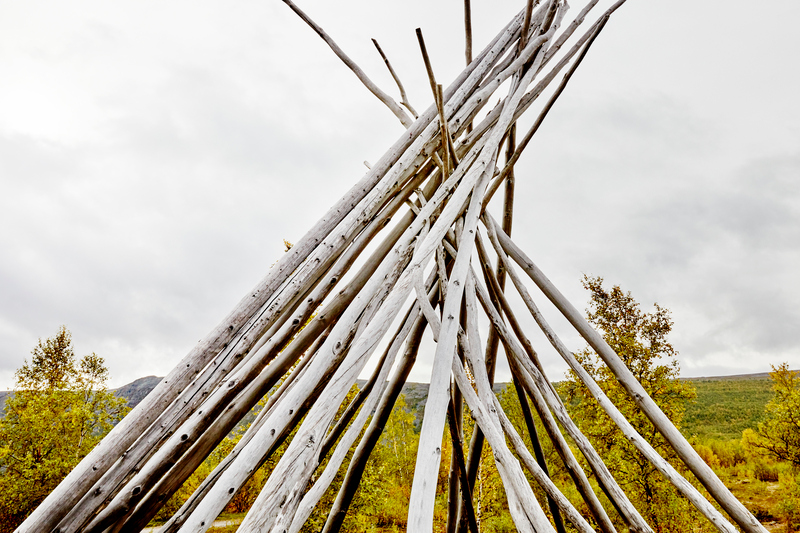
[399,382,506,430]
[681,375,775,441]
[0,375,164,413]
[113,375,163,409]
[1,372,784,444]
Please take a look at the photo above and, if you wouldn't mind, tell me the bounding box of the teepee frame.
[18,1,768,532]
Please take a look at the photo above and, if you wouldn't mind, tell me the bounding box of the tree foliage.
[0,326,128,531]
[741,364,800,530]
[743,363,800,468]
[353,394,420,530]
[562,275,697,532]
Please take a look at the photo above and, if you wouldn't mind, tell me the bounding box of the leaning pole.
[18,1,768,532]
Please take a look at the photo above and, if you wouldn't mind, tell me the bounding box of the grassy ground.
[208,526,239,533]
[721,469,785,531]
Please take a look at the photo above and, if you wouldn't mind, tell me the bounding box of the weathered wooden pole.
[488,214,768,533]
[17,3,769,533]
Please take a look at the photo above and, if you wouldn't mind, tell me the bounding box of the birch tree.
[562,277,699,532]
[742,364,800,530]
[0,327,128,532]
[743,364,800,468]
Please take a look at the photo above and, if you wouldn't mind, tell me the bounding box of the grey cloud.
[620,153,800,370]
[2,0,799,388]
[0,41,408,387]
[504,85,800,378]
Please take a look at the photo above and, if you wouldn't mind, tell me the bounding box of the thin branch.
[282,0,413,128]
[416,29,458,176]
[464,0,473,65]
[434,84,452,177]
[438,84,461,168]
[464,0,473,134]
[372,38,419,118]
[519,0,537,50]
[416,27,439,101]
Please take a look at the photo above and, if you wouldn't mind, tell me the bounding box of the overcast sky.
[1,0,798,390]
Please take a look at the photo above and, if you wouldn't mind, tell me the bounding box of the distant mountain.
[0,391,9,414]
[682,371,777,382]
[114,375,163,409]
[0,375,165,414]
[2,370,793,439]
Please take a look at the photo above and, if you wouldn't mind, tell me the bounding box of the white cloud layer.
[1,0,798,389]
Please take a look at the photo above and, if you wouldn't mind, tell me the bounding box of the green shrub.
[708,439,746,468]
[753,461,779,482]
[693,442,720,468]
[779,474,800,532]
[747,504,775,522]
[481,513,516,533]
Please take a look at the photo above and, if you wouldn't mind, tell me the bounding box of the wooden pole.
[463,0,472,66]
[458,286,554,532]
[157,327,333,533]
[487,214,763,533]
[445,365,463,532]
[471,243,617,533]
[414,273,556,532]
[490,131,564,533]
[289,290,430,533]
[61,158,435,533]
[446,396,479,533]
[408,16,560,526]
[471,265,641,532]
[456,123,517,533]
[461,282,598,533]
[320,298,432,533]
[492,238,740,533]
[220,243,420,532]
[495,14,609,185]
[460,3,619,154]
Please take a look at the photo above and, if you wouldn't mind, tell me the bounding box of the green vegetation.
[682,376,773,441]
[679,369,800,529]
[0,327,129,532]
[743,364,800,468]
[563,275,699,532]
[742,364,800,530]
[5,282,800,532]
